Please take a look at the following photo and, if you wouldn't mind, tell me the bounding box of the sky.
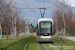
[7,0,75,27]
[59,0,75,7]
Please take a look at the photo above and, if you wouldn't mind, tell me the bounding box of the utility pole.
[14,2,16,40]
[25,23,26,34]
[27,22,29,35]
[11,7,14,40]
[25,18,27,34]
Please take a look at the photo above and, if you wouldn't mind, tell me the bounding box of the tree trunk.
[70,21,73,36]
[7,27,9,40]
[60,28,64,42]
[62,0,66,41]
[7,32,8,40]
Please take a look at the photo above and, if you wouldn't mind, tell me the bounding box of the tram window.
[40,22,52,33]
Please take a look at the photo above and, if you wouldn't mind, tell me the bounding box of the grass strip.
[9,37,33,50]
[25,37,42,50]
[42,44,50,50]
[54,37,75,50]
[0,37,26,50]
[42,44,59,50]
[23,37,34,50]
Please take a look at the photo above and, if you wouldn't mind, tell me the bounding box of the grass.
[42,37,75,50]
[9,37,32,50]
[54,37,75,50]
[2,35,11,38]
[26,37,42,50]
[0,34,75,50]
[0,37,26,50]
[42,44,59,50]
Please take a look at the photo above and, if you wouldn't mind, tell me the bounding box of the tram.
[36,18,54,42]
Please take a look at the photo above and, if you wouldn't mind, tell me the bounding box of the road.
[65,36,75,41]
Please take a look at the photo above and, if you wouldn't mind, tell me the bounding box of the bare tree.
[52,0,75,42]
[0,0,26,40]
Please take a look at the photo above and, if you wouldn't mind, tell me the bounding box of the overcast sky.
[10,0,75,27]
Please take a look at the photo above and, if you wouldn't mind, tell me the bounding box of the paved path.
[0,38,6,39]
[65,36,75,42]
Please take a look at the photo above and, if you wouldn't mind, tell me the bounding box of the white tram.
[36,18,54,42]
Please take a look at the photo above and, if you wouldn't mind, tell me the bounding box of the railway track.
[7,37,34,50]
[7,38,26,50]
[52,43,62,50]
[23,37,34,50]
[40,43,45,50]
[40,42,62,50]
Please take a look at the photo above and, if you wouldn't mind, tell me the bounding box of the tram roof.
[38,18,53,22]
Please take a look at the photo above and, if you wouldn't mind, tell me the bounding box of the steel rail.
[23,37,34,50]
[52,43,62,50]
[7,38,26,50]
[40,43,45,50]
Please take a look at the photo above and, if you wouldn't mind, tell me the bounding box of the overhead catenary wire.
[24,0,28,9]
[44,0,46,8]
[39,8,46,18]
[16,7,51,9]
[23,0,35,17]
[16,0,49,9]
[23,0,36,35]
[16,0,51,18]
[16,0,50,9]
[39,0,46,18]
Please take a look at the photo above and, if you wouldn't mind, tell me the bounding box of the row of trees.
[52,0,75,39]
[0,0,27,40]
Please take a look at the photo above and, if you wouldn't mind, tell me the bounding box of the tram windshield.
[40,22,52,34]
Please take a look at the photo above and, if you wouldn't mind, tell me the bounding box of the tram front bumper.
[37,36,54,42]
